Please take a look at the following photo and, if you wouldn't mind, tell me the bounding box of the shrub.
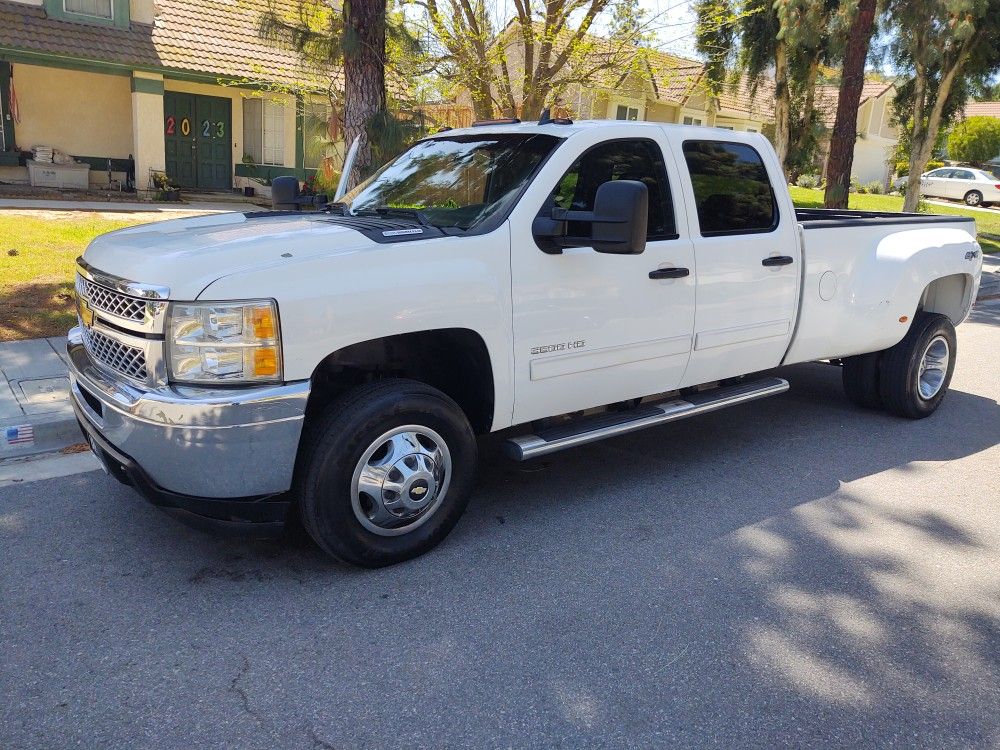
[849,176,860,193]
[863,181,884,194]
[894,159,944,178]
[948,116,1000,165]
[796,173,823,189]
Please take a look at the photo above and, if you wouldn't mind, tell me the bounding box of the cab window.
[549,139,677,240]
[682,140,778,236]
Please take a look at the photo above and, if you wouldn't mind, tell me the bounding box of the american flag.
[5,425,34,446]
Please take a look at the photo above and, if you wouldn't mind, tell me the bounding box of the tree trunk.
[470,83,494,121]
[343,0,387,189]
[823,0,877,209]
[772,40,791,175]
[902,44,973,212]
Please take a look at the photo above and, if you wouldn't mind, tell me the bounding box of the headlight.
[166,300,282,384]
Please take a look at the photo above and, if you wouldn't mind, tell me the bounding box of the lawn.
[0,214,147,341]
[788,186,1000,254]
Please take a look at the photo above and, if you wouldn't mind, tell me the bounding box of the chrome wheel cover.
[917,335,950,400]
[350,425,452,537]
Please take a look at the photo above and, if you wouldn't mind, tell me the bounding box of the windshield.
[340,134,561,231]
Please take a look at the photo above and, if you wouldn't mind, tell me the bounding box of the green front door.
[164,92,232,190]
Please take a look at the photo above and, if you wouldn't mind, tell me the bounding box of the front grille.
[82,326,148,382]
[76,275,147,322]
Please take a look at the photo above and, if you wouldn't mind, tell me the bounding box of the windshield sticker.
[382,228,424,237]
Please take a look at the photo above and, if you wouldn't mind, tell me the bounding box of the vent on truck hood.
[314,215,445,243]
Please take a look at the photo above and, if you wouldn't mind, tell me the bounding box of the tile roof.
[642,49,704,104]
[714,75,775,119]
[814,79,894,127]
[0,0,339,89]
[963,101,1000,119]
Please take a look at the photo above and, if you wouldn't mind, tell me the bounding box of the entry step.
[503,376,789,461]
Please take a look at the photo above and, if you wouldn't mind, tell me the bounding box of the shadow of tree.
[0,281,76,341]
[2,333,999,746]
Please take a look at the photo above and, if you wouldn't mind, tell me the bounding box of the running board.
[503,377,789,461]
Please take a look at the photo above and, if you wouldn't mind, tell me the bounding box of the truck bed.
[795,207,977,228]
[783,209,979,367]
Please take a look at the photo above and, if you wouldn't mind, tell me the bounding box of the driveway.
[2,304,999,749]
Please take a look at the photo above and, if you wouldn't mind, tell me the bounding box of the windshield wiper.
[353,206,433,226]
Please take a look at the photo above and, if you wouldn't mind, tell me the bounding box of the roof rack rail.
[538,108,573,126]
[471,117,521,126]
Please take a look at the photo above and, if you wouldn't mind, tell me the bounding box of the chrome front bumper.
[68,327,309,500]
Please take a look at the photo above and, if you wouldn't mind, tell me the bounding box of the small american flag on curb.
[5,425,35,447]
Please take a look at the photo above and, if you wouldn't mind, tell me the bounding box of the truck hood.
[82,212,379,300]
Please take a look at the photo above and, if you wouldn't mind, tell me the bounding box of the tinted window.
[928,169,953,178]
[952,170,974,180]
[682,140,777,235]
[549,139,676,240]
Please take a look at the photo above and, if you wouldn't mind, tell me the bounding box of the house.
[468,27,900,185]
[0,0,339,192]
[815,79,898,185]
[527,47,772,134]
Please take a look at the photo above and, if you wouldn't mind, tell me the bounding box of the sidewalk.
[2,263,999,461]
[1,337,81,459]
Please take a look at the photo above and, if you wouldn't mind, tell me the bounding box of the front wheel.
[878,312,957,419]
[296,379,477,567]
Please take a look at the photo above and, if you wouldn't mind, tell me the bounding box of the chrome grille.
[82,326,148,381]
[76,275,147,322]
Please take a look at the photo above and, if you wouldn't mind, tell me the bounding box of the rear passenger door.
[673,138,800,387]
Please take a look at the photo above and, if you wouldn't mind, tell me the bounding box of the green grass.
[0,214,146,341]
[788,186,1000,254]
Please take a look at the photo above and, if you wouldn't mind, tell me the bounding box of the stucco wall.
[853,136,895,184]
[12,64,132,158]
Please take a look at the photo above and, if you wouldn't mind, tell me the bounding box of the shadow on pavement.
[2,350,999,746]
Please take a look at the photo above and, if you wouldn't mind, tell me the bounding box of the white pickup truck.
[69,119,983,566]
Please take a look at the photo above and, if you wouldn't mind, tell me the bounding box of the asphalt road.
[3,304,999,750]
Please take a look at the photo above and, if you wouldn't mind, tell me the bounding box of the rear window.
[682,140,777,236]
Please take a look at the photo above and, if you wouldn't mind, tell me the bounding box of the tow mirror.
[532,180,648,255]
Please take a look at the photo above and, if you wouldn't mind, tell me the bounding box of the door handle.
[649,267,690,280]
[761,256,794,267]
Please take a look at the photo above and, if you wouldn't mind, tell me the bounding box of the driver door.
[507,131,696,425]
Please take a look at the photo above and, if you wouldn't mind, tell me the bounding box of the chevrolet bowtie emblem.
[411,486,427,496]
[78,297,95,328]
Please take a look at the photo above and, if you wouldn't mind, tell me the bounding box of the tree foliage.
[412,0,660,120]
[947,115,1000,165]
[886,0,1000,210]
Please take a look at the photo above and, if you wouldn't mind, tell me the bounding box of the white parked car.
[69,120,983,566]
[895,166,1000,206]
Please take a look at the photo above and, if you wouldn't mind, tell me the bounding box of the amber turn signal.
[253,347,279,377]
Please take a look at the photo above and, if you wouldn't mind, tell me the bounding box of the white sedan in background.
[895,167,1000,206]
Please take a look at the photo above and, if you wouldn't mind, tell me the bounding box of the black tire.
[878,312,957,419]
[296,378,477,567]
[842,352,883,410]
[964,190,983,207]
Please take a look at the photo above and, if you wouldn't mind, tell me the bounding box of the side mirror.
[532,179,648,255]
[589,180,648,254]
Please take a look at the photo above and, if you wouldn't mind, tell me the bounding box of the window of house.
[243,98,285,166]
[615,105,640,121]
[683,116,703,126]
[549,138,677,241]
[682,140,777,236]
[64,0,113,18]
[746,128,758,133]
[717,125,734,130]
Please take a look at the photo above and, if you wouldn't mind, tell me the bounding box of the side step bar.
[503,376,789,461]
